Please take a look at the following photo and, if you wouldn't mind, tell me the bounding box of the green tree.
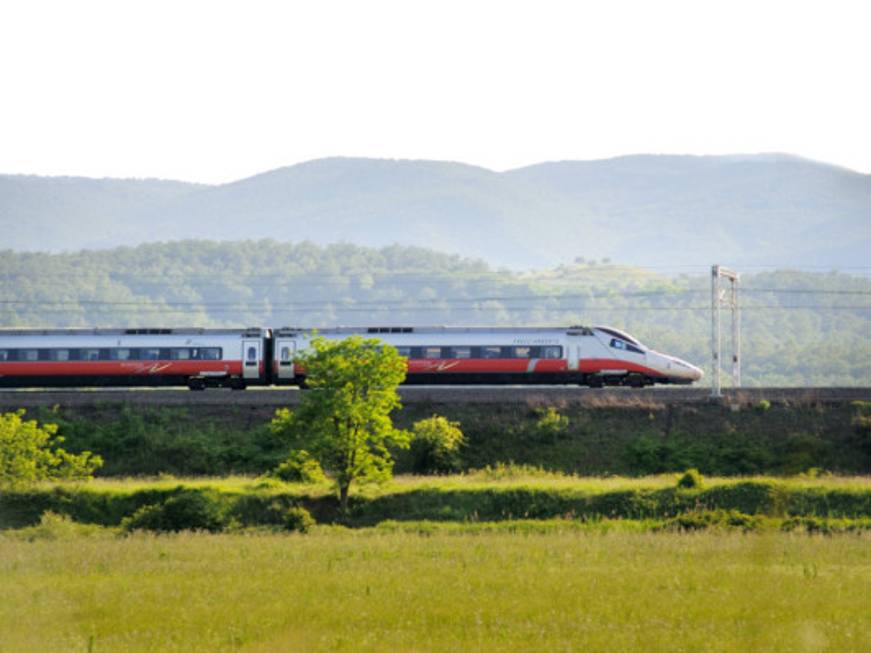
[270,336,409,511]
[0,410,103,489]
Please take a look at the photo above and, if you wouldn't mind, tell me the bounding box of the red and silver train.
[0,325,703,390]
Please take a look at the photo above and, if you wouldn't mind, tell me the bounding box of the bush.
[410,416,466,474]
[273,450,327,483]
[121,490,227,533]
[0,410,102,489]
[282,506,315,533]
[533,407,569,441]
[42,406,286,477]
[9,511,110,541]
[777,434,832,474]
[658,510,763,532]
[677,468,704,489]
[232,495,316,533]
[781,515,871,534]
[624,435,689,474]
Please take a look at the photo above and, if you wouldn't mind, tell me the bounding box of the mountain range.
[3,154,869,269]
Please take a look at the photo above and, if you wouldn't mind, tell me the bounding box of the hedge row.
[0,486,312,533]
[3,481,871,531]
[344,483,871,525]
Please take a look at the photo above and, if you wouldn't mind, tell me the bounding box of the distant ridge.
[4,154,870,269]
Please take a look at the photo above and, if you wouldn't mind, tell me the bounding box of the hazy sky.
[1,0,869,184]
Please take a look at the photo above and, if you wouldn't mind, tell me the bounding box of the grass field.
[1,528,869,652]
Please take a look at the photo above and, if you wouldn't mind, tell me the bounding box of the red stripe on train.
[578,358,662,376]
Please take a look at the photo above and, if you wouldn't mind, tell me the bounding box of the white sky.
[1,0,869,184]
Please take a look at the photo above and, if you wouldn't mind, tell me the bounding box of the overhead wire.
[2,287,871,311]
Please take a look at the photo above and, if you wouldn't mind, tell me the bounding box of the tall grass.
[1,530,869,652]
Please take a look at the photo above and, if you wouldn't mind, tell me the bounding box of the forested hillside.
[1,241,868,386]
[3,154,870,269]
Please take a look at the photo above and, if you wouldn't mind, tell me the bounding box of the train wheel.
[587,376,604,389]
[626,374,645,388]
[188,378,206,391]
[229,378,247,390]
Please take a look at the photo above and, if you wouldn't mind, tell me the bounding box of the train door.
[275,339,295,380]
[567,343,579,371]
[242,339,261,380]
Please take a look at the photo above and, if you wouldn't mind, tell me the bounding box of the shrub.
[273,450,327,483]
[781,516,871,534]
[756,399,772,412]
[10,511,110,541]
[658,510,762,532]
[624,435,689,474]
[533,407,569,441]
[121,490,227,533]
[410,416,466,474]
[0,410,102,489]
[777,433,832,474]
[282,506,315,533]
[677,468,704,489]
[232,496,316,533]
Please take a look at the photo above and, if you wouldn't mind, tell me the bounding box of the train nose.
[648,352,703,383]
[683,361,704,382]
[668,356,703,382]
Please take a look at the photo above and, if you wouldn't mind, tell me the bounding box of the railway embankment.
[1,388,869,478]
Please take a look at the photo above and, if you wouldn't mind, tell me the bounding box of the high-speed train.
[0,325,703,390]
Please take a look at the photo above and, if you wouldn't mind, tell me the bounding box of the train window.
[541,346,562,359]
[111,348,132,361]
[200,348,221,360]
[450,346,472,359]
[247,346,257,361]
[611,338,643,354]
[481,346,502,359]
[170,349,191,360]
[21,349,39,362]
[0,350,7,361]
[395,347,411,357]
[50,349,70,361]
[512,346,532,358]
[423,347,442,359]
[141,348,160,360]
[280,347,291,361]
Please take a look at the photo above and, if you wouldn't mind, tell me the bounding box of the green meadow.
[2,527,870,653]
[3,474,871,652]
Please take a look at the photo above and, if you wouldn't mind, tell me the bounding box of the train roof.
[0,327,268,337]
[275,325,595,336]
